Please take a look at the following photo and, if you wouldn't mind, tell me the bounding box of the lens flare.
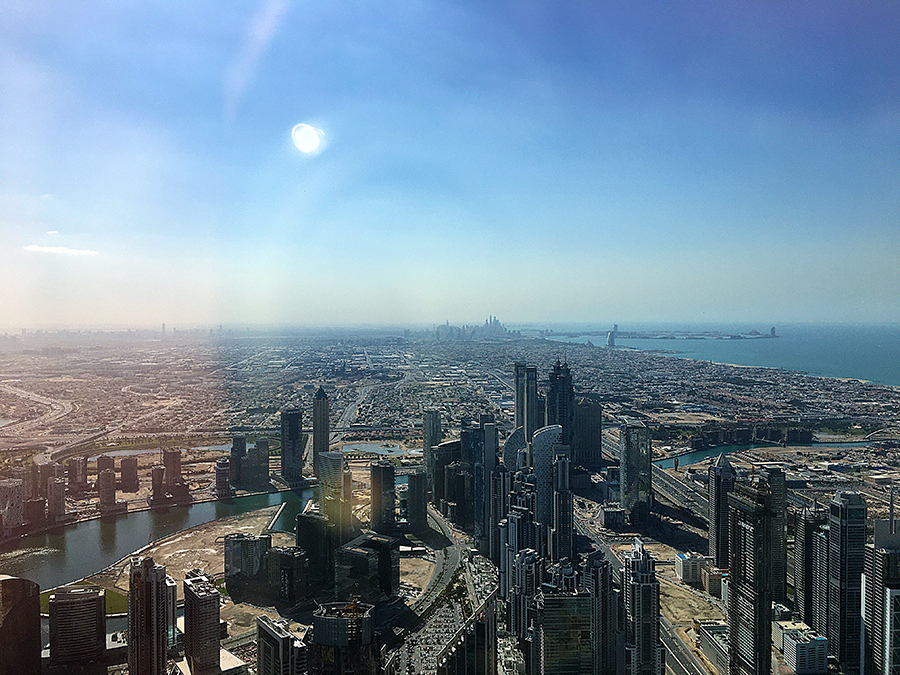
[291,123,322,154]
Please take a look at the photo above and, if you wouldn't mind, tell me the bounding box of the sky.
[2,1,899,330]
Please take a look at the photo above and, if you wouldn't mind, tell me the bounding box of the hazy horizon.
[3,3,899,329]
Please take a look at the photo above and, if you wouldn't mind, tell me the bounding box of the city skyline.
[2,2,899,329]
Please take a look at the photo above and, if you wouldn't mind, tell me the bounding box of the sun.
[291,123,322,154]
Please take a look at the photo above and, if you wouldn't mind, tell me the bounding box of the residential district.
[0,322,899,675]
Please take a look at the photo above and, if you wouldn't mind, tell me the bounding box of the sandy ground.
[84,506,280,602]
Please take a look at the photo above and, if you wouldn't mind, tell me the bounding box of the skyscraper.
[369,460,395,533]
[619,421,652,527]
[163,448,182,487]
[623,538,664,675]
[727,478,774,675]
[256,616,308,675]
[280,408,304,485]
[514,362,527,429]
[708,453,735,569]
[532,425,564,532]
[545,360,574,447]
[307,602,379,675]
[503,426,526,471]
[524,366,540,442]
[581,551,619,675]
[828,491,867,668]
[49,586,107,673]
[760,464,787,602]
[0,575,41,675]
[572,397,603,471]
[794,502,828,626]
[538,565,593,675]
[313,387,330,477]
[550,454,573,564]
[183,570,220,675]
[128,556,176,675]
[422,407,442,493]
[862,517,900,675]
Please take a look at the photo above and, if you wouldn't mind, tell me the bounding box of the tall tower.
[532,425,564,532]
[708,453,735,569]
[313,387,329,477]
[524,366,539,442]
[183,570,221,675]
[581,551,619,675]
[369,461,395,533]
[550,453,573,564]
[794,502,828,626]
[862,517,900,675]
[503,426,526,472]
[727,478,773,675]
[538,562,593,675]
[49,586,106,671]
[0,575,41,675]
[280,408,304,484]
[623,538,665,675]
[828,491,867,668]
[162,449,181,487]
[307,602,379,675]
[572,397,603,471]
[760,464,787,602]
[128,556,176,675]
[514,362,527,429]
[545,360,575,447]
[423,407,442,492]
[619,421,652,527]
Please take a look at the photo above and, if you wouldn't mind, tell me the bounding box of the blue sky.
[2,1,898,329]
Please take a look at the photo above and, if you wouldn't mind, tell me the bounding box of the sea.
[529,323,900,388]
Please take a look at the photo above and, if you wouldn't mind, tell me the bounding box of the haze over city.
[2,2,899,330]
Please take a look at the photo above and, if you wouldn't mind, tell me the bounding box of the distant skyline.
[2,2,899,330]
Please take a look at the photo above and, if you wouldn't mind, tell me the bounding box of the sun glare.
[291,123,322,154]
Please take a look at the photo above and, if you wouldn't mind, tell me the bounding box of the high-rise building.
[623,538,664,675]
[49,586,106,672]
[66,456,88,490]
[794,502,828,626]
[183,570,220,675]
[215,457,233,498]
[708,453,735,569]
[268,547,310,605]
[524,366,540,442]
[98,468,117,510]
[827,490,867,668]
[121,456,139,492]
[307,602,379,675]
[572,397,603,471]
[0,574,41,675]
[369,461,395,533]
[230,436,247,485]
[472,421,498,556]
[811,523,831,638]
[406,470,428,533]
[162,448,182,487]
[503,426,526,471]
[47,477,66,521]
[224,532,272,579]
[313,387,329,477]
[862,518,900,675]
[532,425,564,533]
[96,455,115,477]
[760,464,787,602]
[545,360,575,447]
[256,616,308,675]
[423,408,442,492]
[128,556,176,675]
[727,478,774,675]
[550,454,573,564]
[581,551,619,675]
[510,548,543,642]
[514,362,527,430]
[280,409,304,484]
[296,512,337,587]
[619,421,652,527]
[538,561,592,675]
[0,479,25,531]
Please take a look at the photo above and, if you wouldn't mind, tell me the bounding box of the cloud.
[46,230,60,236]
[223,0,290,123]
[24,245,99,256]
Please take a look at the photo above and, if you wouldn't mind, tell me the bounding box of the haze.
[2,2,899,330]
